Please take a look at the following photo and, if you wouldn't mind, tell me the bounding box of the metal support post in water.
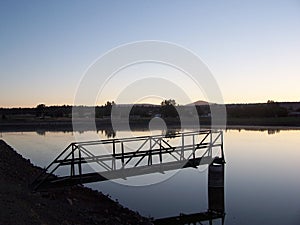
[208,162,225,224]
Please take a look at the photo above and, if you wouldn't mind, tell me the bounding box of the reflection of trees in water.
[164,129,180,139]
[36,130,46,136]
[268,129,280,135]
[98,128,183,139]
[99,129,116,138]
[105,129,116,138]
[234,128,281,135]
[258,129,281,135]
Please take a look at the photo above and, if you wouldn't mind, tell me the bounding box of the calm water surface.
[1,129,300,225]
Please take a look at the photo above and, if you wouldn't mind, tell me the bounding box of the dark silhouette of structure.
[32,130,224,191]
[154,161,225,225]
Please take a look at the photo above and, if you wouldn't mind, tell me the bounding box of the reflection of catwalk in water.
[154,160,225,225]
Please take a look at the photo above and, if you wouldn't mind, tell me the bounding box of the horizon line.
[1,100,300,109]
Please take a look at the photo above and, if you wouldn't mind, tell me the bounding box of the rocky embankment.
[0,140,152,225]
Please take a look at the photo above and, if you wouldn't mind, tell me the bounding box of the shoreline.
[0,139,152,225]
[1,118,300,132]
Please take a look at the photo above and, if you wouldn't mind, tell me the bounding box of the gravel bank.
[0,140,152,225]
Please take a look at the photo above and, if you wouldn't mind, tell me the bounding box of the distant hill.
[114,103,159,107]
[185,100,209,106]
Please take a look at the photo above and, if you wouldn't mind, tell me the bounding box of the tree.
[103,101,116,116]
[161,99,178,118]
[36,104,46,117]
[161,99,176,106]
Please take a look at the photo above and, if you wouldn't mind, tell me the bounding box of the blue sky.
[0,0,300,107]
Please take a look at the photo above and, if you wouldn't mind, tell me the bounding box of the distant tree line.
[0,100,297,121]
[0,104,73,119]
[226,101,288,118]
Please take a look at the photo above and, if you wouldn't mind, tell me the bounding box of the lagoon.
[1,128,300,224]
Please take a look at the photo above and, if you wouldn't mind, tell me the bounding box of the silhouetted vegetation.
[164,129,180,139]
[226,101,288,118]
[0,100,299,125]
[161,99,179,118]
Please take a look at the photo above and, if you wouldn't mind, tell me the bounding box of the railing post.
[148,150,152,165]
[70,144,75,176]
[159,138,162,163]
[112,139,116,170]
[121,142,124,167]
[209,131,213,157]
[181,133,184,160]
[221,131,225,162]
[148,137,152,165]
[192,133,195,159]
[113,139,116,156]
[78,146,82,182]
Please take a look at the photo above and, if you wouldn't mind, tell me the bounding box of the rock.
[66,198,73,206]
